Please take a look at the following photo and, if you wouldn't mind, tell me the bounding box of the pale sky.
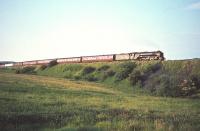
[0,0,200,61]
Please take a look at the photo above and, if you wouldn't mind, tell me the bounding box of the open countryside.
[1,0,200,130]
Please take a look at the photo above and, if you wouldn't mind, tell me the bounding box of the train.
[0,51,164,68]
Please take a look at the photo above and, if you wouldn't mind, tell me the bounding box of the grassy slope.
[35,61,150,92]
[0,72,200,131]
[33,60,200,96]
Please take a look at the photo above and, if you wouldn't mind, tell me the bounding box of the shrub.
[97,65,110,71]
[143,73,177,96]
[129,70,142,86]
[82,66,96,75]
[144,63,162,74]
[132,63,162,85]
[15,66,36,74]
[115,62,136,81]
[143,72,162,93]
[153,74,171,96]
[84,74,98,81]
[63,64,83,72]
[105,69,115,77]
[23,66,36,74]
[102,69,115,80]
[178,79,198,96]
[143,72,199,97]
[39,65,47,70]
[48,60,57,67]
[190,74,200,90]
[150,63,162,73]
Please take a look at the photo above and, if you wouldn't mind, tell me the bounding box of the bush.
[97,65,110,71]
[190,74,200,90]
[143,72,161,93]
[129,70,142,86]
[143,73,176,96]
[153,74,172,96]
[178,78,198,96]
[131,63,162,85]
[144,63,162,74]
[105,69,115,77]
[23,66,36,74]
[15,66,36,74]
[39,65,47,70]
[82,66,96,75]
[115,62,136,81]
[102,69,115,80]
[48,60,57,67]
[84,74,98,81]
[149,63,162,73]
[143,72,200,97]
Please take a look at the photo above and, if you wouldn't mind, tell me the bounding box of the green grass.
[26,60,199,97]
[0,72,199,131]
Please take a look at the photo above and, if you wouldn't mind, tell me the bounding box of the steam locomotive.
[1,51,164,67]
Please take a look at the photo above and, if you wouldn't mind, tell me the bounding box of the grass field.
[0,71,200,131]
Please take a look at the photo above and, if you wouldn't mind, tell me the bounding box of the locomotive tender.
[1,51,164,67]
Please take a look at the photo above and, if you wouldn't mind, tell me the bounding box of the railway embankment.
[2,59,200,97]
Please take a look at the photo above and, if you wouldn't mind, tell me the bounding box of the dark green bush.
[190,74,200,90]
[97,65,110,71]
[143,72,161,92]
[102,69,115,80]
[39,65,47,70]
[143,63,162,75]
[105,69,115,77]
[131,63,162,85]
[129,70,142,86]
[149,63,162,73]
[82,66,96,75]
[48,60,57,67]
[15,66,36,74]
[143,71,200,97]
[115,62,136,81]
[84,74,98,81]
[154,75,171,96]
[23,66,36,74]
[148,74,174,96]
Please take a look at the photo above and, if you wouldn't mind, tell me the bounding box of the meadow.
[0,71,200,131]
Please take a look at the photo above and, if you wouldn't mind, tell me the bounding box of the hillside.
[7,59,200,97]
[0,72,199,131]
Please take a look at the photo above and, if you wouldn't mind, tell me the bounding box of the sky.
[0,0,200,61]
